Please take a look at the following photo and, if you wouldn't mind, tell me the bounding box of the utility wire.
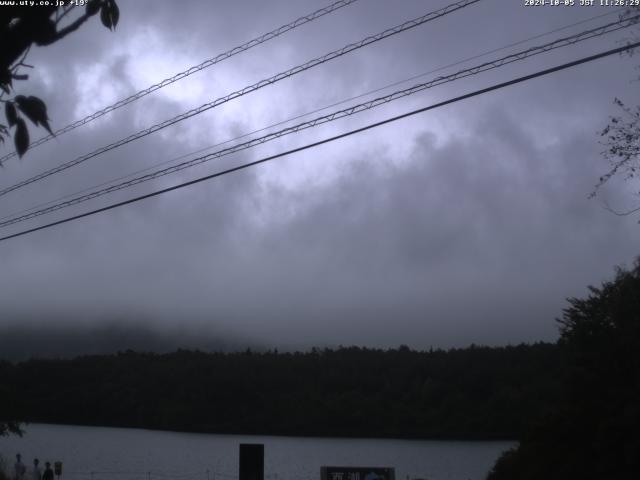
[2,6,625,223]
[0,15,636,229]
[0,0,361,165]
[0,0,482,199]
[1,40,638,244]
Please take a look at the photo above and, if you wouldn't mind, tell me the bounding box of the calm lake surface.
[0,424,514,480]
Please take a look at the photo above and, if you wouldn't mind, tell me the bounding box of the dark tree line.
[0,343,562,440]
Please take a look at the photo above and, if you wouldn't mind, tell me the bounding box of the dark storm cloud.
[1,0,640,357]
[207,104,638,348]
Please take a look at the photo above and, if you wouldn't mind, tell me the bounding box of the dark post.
[239,444,264,480]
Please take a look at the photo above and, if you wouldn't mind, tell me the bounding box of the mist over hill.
[0,321,254,361]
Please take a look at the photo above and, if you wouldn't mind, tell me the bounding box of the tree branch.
[39,11,91,46]
[55,4,77,27]
[10,45,31,72]
[600,198,640,217]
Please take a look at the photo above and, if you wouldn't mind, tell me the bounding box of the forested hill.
[0,344,563,440]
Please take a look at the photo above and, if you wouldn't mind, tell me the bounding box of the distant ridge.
[0,321,254,361]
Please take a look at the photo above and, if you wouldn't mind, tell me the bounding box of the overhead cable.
[0,0,483,198]
[1,40,638,244]
[0,0,361,164]
[0,14,636,229]
[4,5,624,223]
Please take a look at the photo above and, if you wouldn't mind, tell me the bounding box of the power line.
[0,0,361,165]
[1,40,637,244]
[4,4,623,223]
[1,14,636,229]
[330,6,628,108]
[0,0,483,199]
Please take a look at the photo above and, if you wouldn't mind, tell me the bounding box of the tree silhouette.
[0,420,22,437]
[0,344,563,440]
[488,258,640,479]
[0,0,119,158]
[591,8,640,214]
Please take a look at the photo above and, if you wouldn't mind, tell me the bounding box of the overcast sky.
[1,0,639,356]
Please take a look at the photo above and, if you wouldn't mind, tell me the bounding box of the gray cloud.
[1,0,639,357]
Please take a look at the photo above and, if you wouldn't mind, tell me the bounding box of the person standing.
[42,463,53,480]
[14,454,26,480]
[32,459,42,480]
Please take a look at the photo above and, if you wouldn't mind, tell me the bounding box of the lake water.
[0,424,513,480]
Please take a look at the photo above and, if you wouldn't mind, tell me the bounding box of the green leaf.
[5,102,18,127]
[86,0,102,16]
[100,3,111,29]
[15,95,53,135]
[110,0,120,29]
[100,0,119,30]
[14,118,29,158]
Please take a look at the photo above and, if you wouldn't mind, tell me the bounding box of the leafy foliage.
[488,259,640,480]
[0,453,12,480]
[0,0,119,158]
[13,117,28,157]
[0,344,562,440]
[591,7,640,210]
[0,420,23,437]
[595,99,640,195]
[99,0,120,31]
